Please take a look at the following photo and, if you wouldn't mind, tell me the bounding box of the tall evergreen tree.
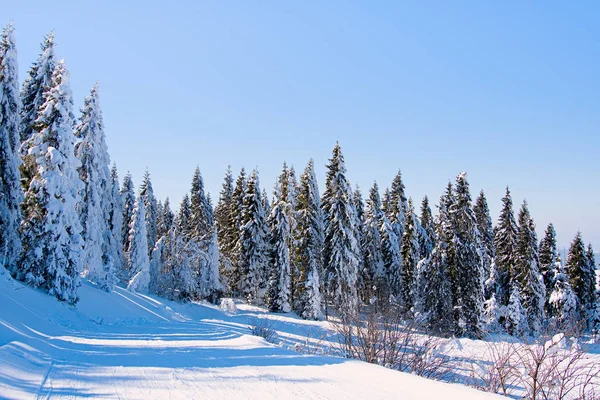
[157,197,174,238]
[387,170,407,245]
[539,223,558,316]
[238,169,269,303]
[108,164,124,278]
[494,187,519,308]
[0,23,23,273]
[20,32,55,145]
[120,172,136,253]
[321,143,360,316]
[418,196,435,260]
[362,183,386,306]
[190,167,212,239]
[549,260,578,332]
[585,244,598,329]
[353,184,369,302]
[139,169,158,255]
[566,232,593,324]
[197,227,223,302]
[177,194,191,236]
[514,201,545,336]
[74,83,116,290]
[267,200,292,312]
[19,60,83,303]
[400,198,421,316]
[422,185,454,336]
[126,197,150,293]
[295,159,325,320]
[474,190,494,289]
[450,173,484,337]
[225,168,246,295]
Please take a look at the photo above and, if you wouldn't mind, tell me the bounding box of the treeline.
[0,26,598,338]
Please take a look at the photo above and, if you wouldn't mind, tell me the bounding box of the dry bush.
[333,306,452,380]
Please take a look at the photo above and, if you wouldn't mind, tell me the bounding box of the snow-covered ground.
[0,269,580,399]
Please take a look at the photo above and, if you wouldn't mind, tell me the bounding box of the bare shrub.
[468,340,519,397]
[248,318,279,344]
[333,305,452,380]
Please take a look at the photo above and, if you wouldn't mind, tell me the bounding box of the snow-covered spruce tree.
[159,198,175,238]
[386,170,407,248]
[422,185,455,336]
[585,243,598,329]
[321,143,360,317]
[400,198,422,317]
[139,169,158,256]
[190,166,212,239]
[120,172,136,254]
[514,201,545,336]
[177,194,191,237]
[362,183,386,306]
[566,232,596,329]
[294,159,325,320]
[539,223,558,316]
[75,83,116,291]
[0,23,23,273]
[19,60,83,303]
[354,184,371,303]
[20,32,55,145]
[126,197,150,293]
[267,200,292,312]
[474,190,494,295]
[238,169,269,304]
[494,187,519,310]
[108,164,124,278]
[418,196,435,261]
[224,168,246,295]
[565,232,592,325]
[197,227,223,302]
[506,285,526,336]
[450,173,484,337]
[148,235,165,295]
[549,265,579,332]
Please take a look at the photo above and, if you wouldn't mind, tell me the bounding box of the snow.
[0,270,507,399]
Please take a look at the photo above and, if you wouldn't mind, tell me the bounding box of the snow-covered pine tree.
[549,265,579,332]
[418,196,435,260]
[238,169,269,304]
[506,285,526,336]
[0,23,23,273]
[157,197,174,238]
[539,223,558,316]
[494,187,519,309]
[197,227,223,302]
[362,183,386,307]
[450,173,484,337]
[387,170,407,247]
[20,31,55,145]
[353,184,370,302]
[108,164,124,279]
[321,143,360,317]
[225,168,247,295]
[190,166,212,239]
[585,243,598,329]
[148,235,164,295]
[139,169,158,256]
[267,200,292,312]
[19,60,83,303]
[400,198,422,317]
[126,196,150,293]
[515,201,545,336]
[120,172,136,254]
[566,232,593,327]
[177,194,191,237]
[422,185,454,336]
[74,83,116,291]
[474,190,494,292]
[294,159,325,320]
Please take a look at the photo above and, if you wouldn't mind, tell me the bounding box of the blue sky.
[5,1,600,251]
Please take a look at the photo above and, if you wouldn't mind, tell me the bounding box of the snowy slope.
[0,269,504,399]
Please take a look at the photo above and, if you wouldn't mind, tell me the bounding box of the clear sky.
[5,1,600,251]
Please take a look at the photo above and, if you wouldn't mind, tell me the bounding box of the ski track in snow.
[0,272,584,399]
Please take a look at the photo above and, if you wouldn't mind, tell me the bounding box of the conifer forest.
[1,25,598,342]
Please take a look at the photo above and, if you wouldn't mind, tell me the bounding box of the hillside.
[0,269,505,399]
